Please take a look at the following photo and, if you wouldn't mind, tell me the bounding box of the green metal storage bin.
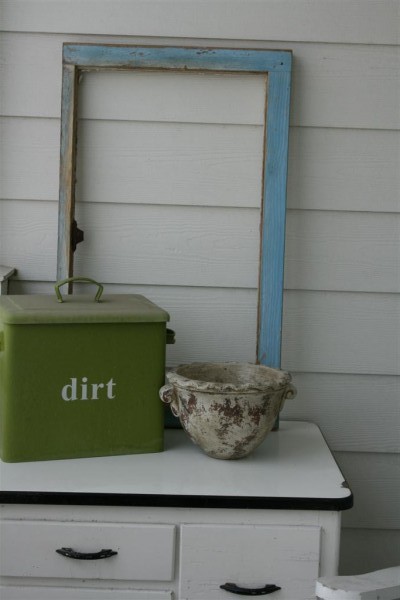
[0,278,170,462]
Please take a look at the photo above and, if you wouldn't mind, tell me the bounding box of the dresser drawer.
[0,520,175,581]
[180,524,321,600]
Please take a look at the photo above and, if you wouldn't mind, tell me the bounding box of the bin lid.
[0,293,170,325]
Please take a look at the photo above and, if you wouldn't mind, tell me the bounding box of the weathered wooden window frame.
[57,44,292,368]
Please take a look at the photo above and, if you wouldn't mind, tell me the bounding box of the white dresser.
[0,421,353,600]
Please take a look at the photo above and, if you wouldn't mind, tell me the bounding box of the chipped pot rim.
[166,362,292,393]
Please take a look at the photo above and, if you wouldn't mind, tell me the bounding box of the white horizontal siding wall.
[1,0,399,576]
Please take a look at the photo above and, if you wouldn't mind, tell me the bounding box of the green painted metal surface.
[0,291,169,462]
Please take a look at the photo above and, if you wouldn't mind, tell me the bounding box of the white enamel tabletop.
[0,422,352,508]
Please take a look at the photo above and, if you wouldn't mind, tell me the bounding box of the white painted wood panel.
[3,200,399,293]
[340,528,400,576]
[0,199,261,287]
[74,205,399,292]
[1,34,399,129]
[0,200,58,280]
[180,524,320,600]
[336,452,400,530]
[0,521,175,580]
[287,128,400,213]
[0,588,173,600]
[281,373,400,453]
[75,120,264,208]
[74,204,400,292]
[2,0,397,45]
[288,43,400,130]
[0,118,60,201]
[1,278,398,378]
[3,116,399,213]
[72,285,400,376]
[285,211,400,293]
[282,290,399,376]
[9,280,69,294]
[78,70,266,125]
[72,203,260,288]
[77,43,399,131]
[0,116,264,207]
[78,123,400,217]
[151,286,258,366]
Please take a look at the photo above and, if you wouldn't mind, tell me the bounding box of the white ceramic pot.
[160,362,296,459]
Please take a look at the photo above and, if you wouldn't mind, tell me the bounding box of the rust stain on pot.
[248,404,266,426]
[217,421,231,439]
[232,433,258,459]
[212,398,244,426]
[186,393,198,414]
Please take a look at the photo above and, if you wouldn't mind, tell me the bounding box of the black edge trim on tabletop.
[0,491,353,511]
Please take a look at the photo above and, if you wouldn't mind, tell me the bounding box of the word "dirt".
[61,377,116,401]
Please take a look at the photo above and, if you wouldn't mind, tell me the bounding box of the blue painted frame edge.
[57,45,292,370]
[258,70,292,369]
[63,44,291,72]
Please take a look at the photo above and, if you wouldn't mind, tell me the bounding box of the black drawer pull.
[56,547,118,560]
[220,583,281,596]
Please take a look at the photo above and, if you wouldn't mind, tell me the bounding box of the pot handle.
[285,383,297,400]
[159,384,180,417]
[279,382,297,412]
[55,277,104,303]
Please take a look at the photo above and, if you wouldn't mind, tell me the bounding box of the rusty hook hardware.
[71,219,84,252]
